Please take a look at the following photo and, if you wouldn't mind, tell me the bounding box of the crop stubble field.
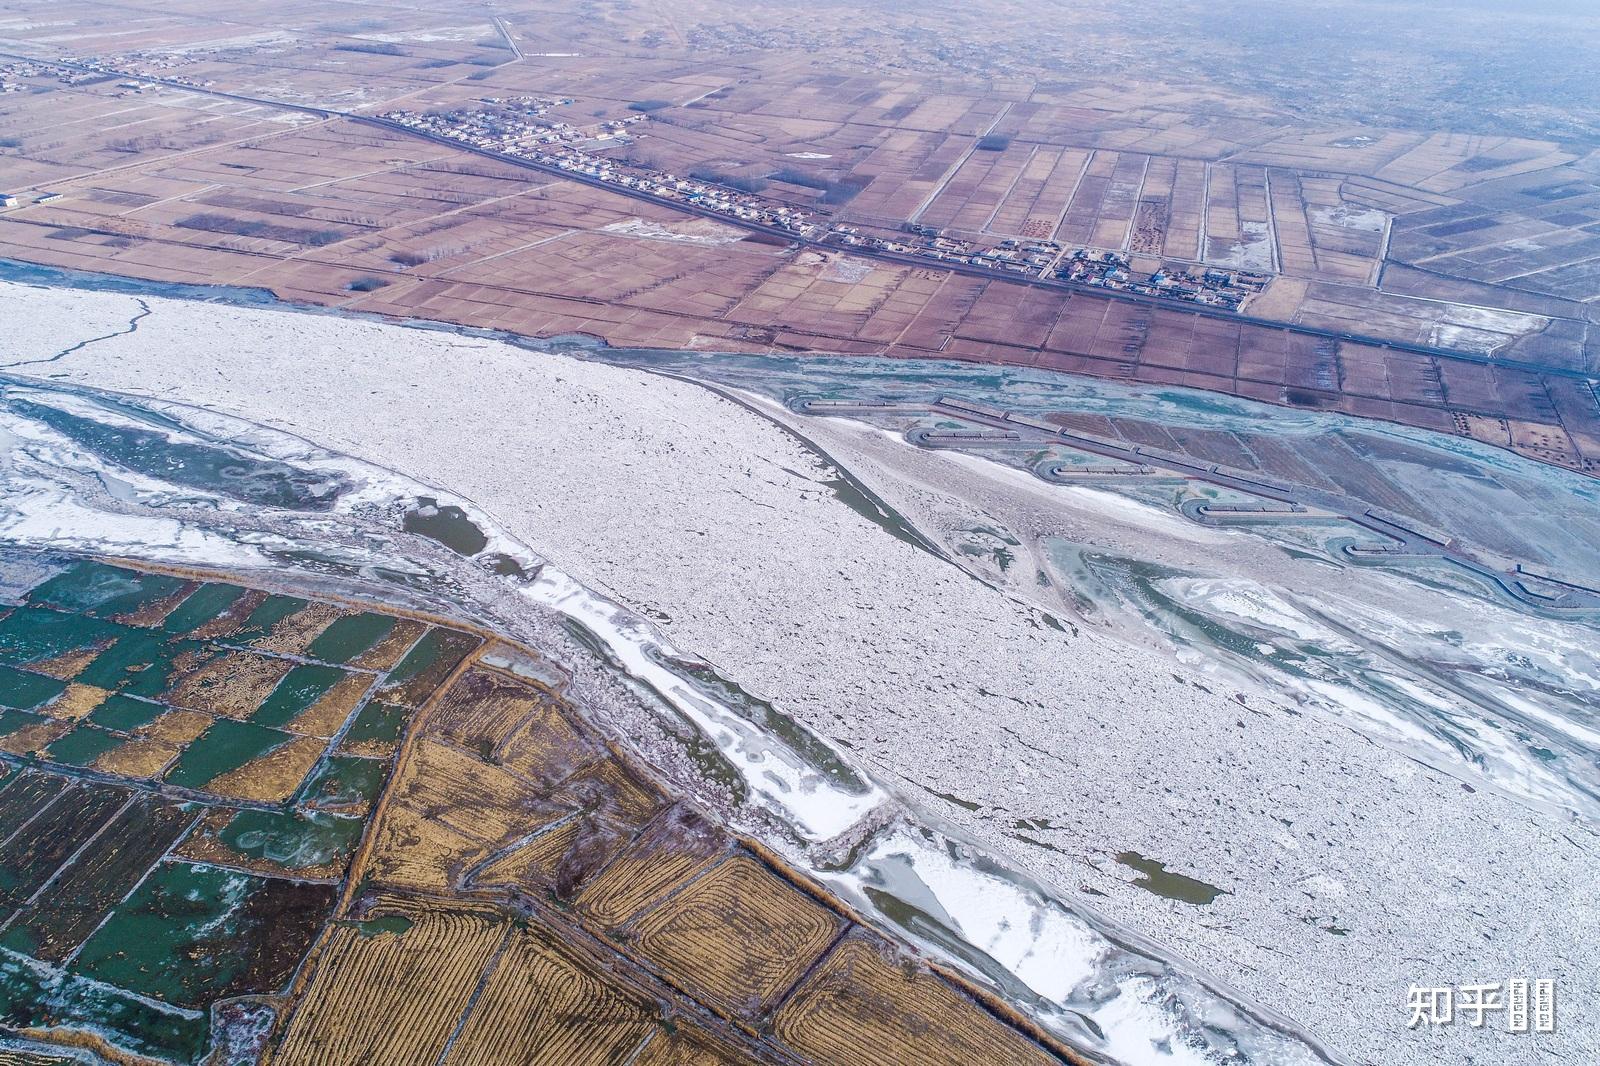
[0,0,1596,476]
[0,556,1079,1066]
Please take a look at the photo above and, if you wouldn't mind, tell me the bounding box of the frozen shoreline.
[3,278,1596,1065]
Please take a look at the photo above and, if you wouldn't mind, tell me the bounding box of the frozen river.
[2,262,1595,1065]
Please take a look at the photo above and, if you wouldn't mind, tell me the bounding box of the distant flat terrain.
[0,0,1596,475]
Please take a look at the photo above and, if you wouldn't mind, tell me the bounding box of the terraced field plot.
[1,555,1079,1065]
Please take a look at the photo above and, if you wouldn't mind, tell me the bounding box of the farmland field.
[0,0,1595,475]
[0,554,1076,1065]
[0,556,477,1062]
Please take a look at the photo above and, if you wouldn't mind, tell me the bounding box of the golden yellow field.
[273,895,508,1065]
[163,651,294,719]
[628,854,844,1019]
[206,734,327,804]
[574,808,728,928]
[441,925,656,1065]
[773,934,1063,1066]
[283,672,375,738]
[249,602,347,656]
[350,618,431,671]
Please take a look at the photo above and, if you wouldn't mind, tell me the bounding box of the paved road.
[491,16,524,60]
